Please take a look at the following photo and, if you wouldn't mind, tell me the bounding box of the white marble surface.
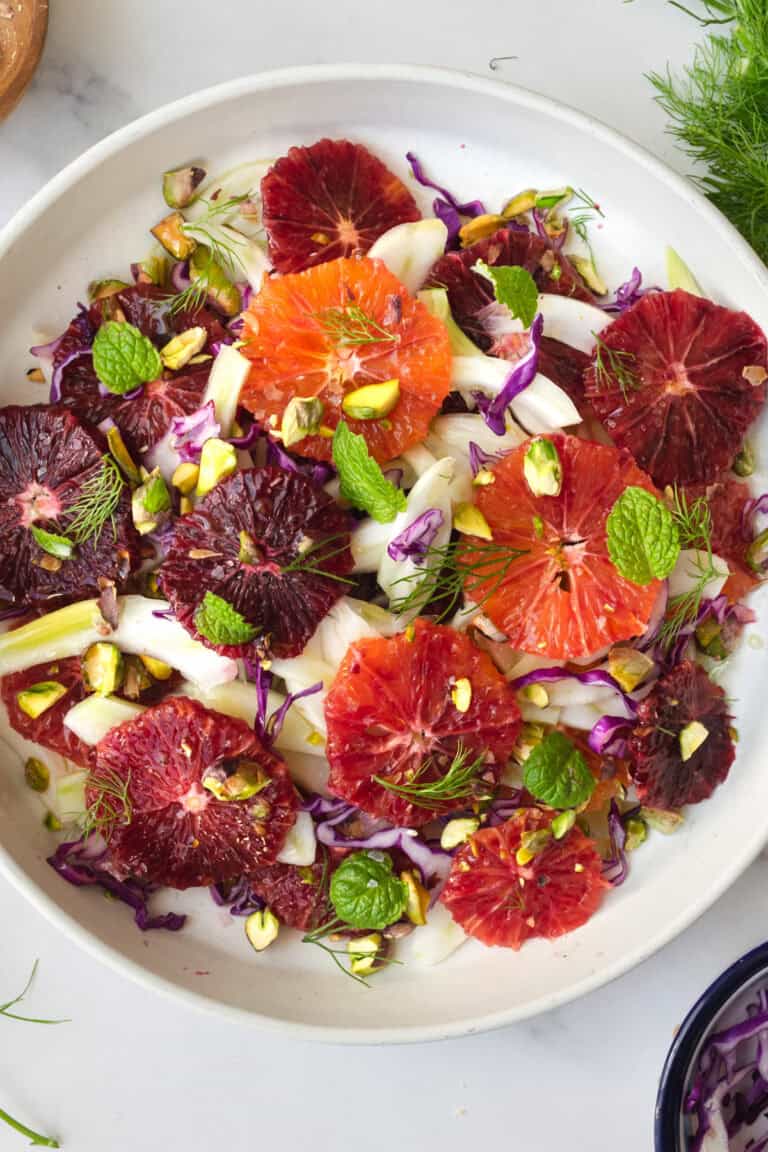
[1,2,761,1150]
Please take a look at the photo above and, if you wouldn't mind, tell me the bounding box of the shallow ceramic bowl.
[1,64,768,1043]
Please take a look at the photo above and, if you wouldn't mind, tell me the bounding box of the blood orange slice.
[92,697,298,889]
[1,657,93,768]
[260,138,421,274]
[158,467,353,659]
[440,808,607,949]
[324,618,521,828]
[583,290,768,488]
[240,256,452,462]
[0,405,139,607]
[628,661,734,808]
[462,434,662,659]
[426,226,595,350]
[250,854,334,931]
[686,479,757,600]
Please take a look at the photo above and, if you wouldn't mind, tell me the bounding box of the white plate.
[1,64,768,1044]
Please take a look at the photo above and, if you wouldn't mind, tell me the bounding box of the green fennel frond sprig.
[373,743,490,808]
[390,537,528,621]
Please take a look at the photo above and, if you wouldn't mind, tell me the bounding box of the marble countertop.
[2,3,763,1150]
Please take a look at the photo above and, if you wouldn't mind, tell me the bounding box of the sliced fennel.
[275,810,317,866]
[402,444,438,478]
[510,374,581,434]
[396,901,468,966]
[179,680,325,757]
[666,246,704,297]
[0,596,238,690]
[536,294,611,353]
[268,654,332,735]
[667,549,729,600]
[377,456,455,604]
[56,771,88,824]
[303,597,383,667]
[63,695,144,744]
[202,345,251,438]
[183,160,272,235]
[368,219,448,294]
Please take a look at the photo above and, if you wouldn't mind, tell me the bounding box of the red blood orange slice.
[250,854,334,932]
[0,405,139,608]
[240,256,452,462]
[92,697,298,889]
[158,467,353,659]
[628,660,734,809]
[440,808,607,948]
[324,618,521,828]
[462,434,662,660]
[583,290,768,488]
[1,657,93,768]
[260,138,421,274]
[426,226,595,350]
[685,478,757,600]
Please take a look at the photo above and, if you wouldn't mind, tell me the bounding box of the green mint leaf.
[143,473,171,515]
[194,591,257,646]
[92,321,162,395]
[474,261,539,328]
[523,731,596,810]
[607,486,680,585]
[29,526,74,559]
[329,850,408,929]
[332,421,407,523]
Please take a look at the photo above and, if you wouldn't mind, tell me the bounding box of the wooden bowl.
[0,0,48,120]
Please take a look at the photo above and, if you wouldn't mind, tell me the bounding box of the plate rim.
[2,61,767,1044]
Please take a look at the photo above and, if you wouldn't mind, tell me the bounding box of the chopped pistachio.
[188,353,213,365]
[348,933,382,976]
[450,677,472,713]
[535,186,574,211]
[162,165,206,209]
[743,365,768,387]
[680,720,709,762]
[472,469,495,487]
[161,326,207,372]
[180,496,193,515]
[131,467,172,535]
[624,817,647,852]
[16,681,68,719]
[82,643,124,696]
[551,810,576,840]
[189,245,241,316]
[134,255,169,287]
[122,655,154,700]
[569,254,608,296]
[43,811,62,832]
[404,623,416,642]
[171,462,200,495]
[105,426,141,484]
[196,438,237,497]
[26,366,46,383]
[454,503,493,540]
[24,757,50,793]
[516,827,552,866]
[88,278,130,303]
[502,189,538,217]
[280,396,324,447]
[245,908,280,952]
[139,654,173,681]
[640,806,684,834]
[151,211,196,260]
[733,442,755,477]
[440,817,480,851]
[512,722,545,764]
[458,214,506,247]
[203,762,269,802]
[607,646,655,692]
[238,531,262,564]
[342,379,401,420]
[532,514,545,539]
[520,683,549,709]
[306,730,325,747]
[695,617,727,660]
[402,871,430,926]
[523,437,562,498]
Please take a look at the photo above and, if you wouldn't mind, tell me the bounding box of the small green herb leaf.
[330,850,408,930]
[29,526,74,559]
[607,486,680,585]
[332,421,407,523]
[194,591,257,646]
[92,321,162,395]
[474,261,538,328]
[523,731,595,810]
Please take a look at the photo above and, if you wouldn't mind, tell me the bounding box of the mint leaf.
[474,261,539,328]
[607,486,680,585]
[194,592,257,646]
[329,850,408,929]
[92,321,162,395]
[29,526,74,560]
[332,421,407,523]
[523,731,595,809]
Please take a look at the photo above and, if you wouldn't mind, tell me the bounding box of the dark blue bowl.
[655,941,768,1150]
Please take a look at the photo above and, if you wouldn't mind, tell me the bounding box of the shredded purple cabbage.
[602,800,629,887]
[169,401,220,462]
[531,206,568,253]
[486,791,524,827]
[170,261,191,292]
[604,267,649,314]
[468,441,504,477]
[406,150,486,247]
[474,313,543,435]
[386,508,444,564]
[509,664,638,717]
[48,838,185,932]
[314,809,452,883]
[210,875,264,917]
[228,421,262,451]
[245,659,323,747]
[588,715,631,758]
[268,682,323,744]
[151,606,174,621]
[742,493,768,540]
[264,435,335,486]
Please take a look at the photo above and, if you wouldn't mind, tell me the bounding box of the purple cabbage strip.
[532,207,568,253]
[315,818,452,883]
[210,875,264,917]
[228,421,262,451]
[474,313,543,436]
[588,715,631,758]
[386,508,444,564]
[264,435,336,487]
[742,492,768,540]
[486,790,525,827]
[151,607,174,620]
[603,267,654,314]
[170,261,191,292]
[508,664,638,717]
[267,682,323,744]
[468,441,503,478]
[406,150,486,246]
[169,400,221,463]
[48,838,185,932]
[302,794,353,819]
[602,799,629,887]
[244,660,323,747]
[383,467,404,488]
